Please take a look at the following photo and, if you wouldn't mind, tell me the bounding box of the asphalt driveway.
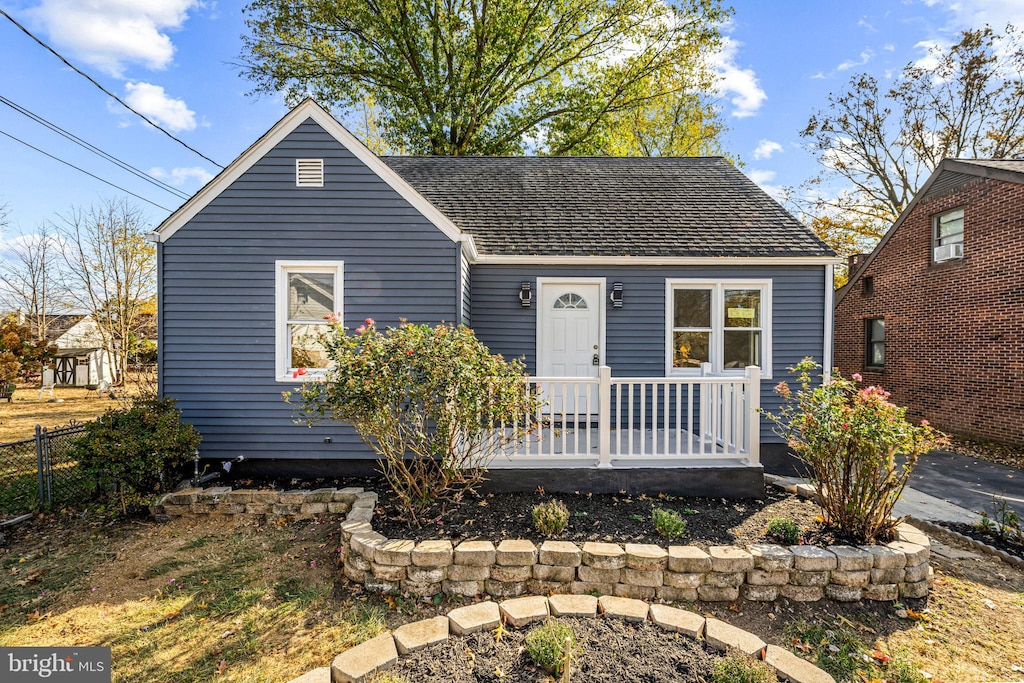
[762,448,1024,519]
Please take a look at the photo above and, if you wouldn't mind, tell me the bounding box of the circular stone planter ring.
[286,594,836,683]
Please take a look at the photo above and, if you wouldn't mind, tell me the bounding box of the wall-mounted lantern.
[519,281,532,308]
[610,282,624,308]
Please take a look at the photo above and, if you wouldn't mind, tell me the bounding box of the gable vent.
[296,159,324,187]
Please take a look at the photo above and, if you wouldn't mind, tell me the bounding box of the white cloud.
[124,82,196,132]
[912,40,945,71]
[837,49,875,71]
[149,166,214,186]
[710,37,767,118]
[748,169,776,185]
[810,71,827,80]
[857,18,877,32]
[926,0,1024,31]
[28,0,201,77]
[752,139,783,161]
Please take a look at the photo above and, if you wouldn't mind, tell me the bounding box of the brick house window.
[933,207,964,262]
[862,276,873,296]
[865,318,885,369]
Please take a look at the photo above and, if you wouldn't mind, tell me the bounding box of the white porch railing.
[492,365,760,468]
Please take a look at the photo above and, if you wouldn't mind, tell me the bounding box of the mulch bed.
[369,486,873,548]
[229,474,875,548]
[387,615,719,682]
[944,522,1024,559]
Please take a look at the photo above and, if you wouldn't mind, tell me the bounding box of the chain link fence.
[0,422,94,517]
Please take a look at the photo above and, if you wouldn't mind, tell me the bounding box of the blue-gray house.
[154,100,837,494]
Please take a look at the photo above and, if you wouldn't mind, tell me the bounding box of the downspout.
[823,264,834,376]
[149,231,164,397]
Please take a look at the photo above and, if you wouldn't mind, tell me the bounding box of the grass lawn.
[0,380,153,444]
[1,509,1023,683]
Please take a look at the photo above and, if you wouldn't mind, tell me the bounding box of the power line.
[0,128,174,212]
[0,7,225,170]
[0,94,192,200]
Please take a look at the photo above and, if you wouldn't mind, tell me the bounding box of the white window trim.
[932,207,965,248]
[665,279,772,378]
[275,260,344,382]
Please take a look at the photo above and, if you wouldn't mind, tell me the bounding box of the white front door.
[538,280,603,416]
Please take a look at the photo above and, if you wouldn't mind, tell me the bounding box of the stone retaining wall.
[150,486,374,521]
[150,485,932,604]
[336,492,931,603]
[291,594,837,683]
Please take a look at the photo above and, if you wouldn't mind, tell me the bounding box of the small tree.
[289,319,542,522]
[0,313,55,383]
[765,359,947,543]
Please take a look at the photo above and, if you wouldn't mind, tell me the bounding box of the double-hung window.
[865,318,885,369]
[933,208,964,262]
[275,261,343,381]
[667,280,772,376]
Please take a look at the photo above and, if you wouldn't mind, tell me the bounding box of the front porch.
[489,365,762,470]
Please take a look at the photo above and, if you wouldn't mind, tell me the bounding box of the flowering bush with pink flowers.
[287,318,542,522]
[766,358,947,543]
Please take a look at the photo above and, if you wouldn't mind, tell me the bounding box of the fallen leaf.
[217,660,227,675]
[868,649,890,663]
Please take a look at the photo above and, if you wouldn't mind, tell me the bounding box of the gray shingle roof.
[381,156,833,258]
[953,159,1024,174]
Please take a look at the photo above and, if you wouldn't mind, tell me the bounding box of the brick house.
[834,159,1024,447]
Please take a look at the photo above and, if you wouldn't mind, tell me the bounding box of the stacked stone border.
[152,484,933,603]
[285,595,836,683]
[151,486,369,521]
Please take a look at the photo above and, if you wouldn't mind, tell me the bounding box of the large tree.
[240,0,729,155]
[800,24,1024,243]
[0,225,66,342]
[55,199,156,386]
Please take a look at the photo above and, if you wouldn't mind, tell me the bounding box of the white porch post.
[745,365,761,465]
[598,365,612,468]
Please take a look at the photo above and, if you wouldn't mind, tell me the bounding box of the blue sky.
[0,0,1021,241]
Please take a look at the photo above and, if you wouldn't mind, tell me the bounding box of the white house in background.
[42,315,117,388]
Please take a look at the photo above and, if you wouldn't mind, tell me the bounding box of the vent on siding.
[296,159,324,187]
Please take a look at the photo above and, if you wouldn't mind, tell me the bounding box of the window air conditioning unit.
[933,243,963,262]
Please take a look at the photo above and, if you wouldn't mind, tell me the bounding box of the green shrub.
[765,359,947,543]
[69,397,201,513]
[288,320,542,522]
[525,620,578,676]
[712,651,775,683]
[765,517,803,545]
[533,499,570,535]
[652,507,687,540]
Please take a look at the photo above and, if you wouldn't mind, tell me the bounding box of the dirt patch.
[389,616,718,682]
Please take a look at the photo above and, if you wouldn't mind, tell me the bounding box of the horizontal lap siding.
[470,265,826,442]
[160,119,458,461]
